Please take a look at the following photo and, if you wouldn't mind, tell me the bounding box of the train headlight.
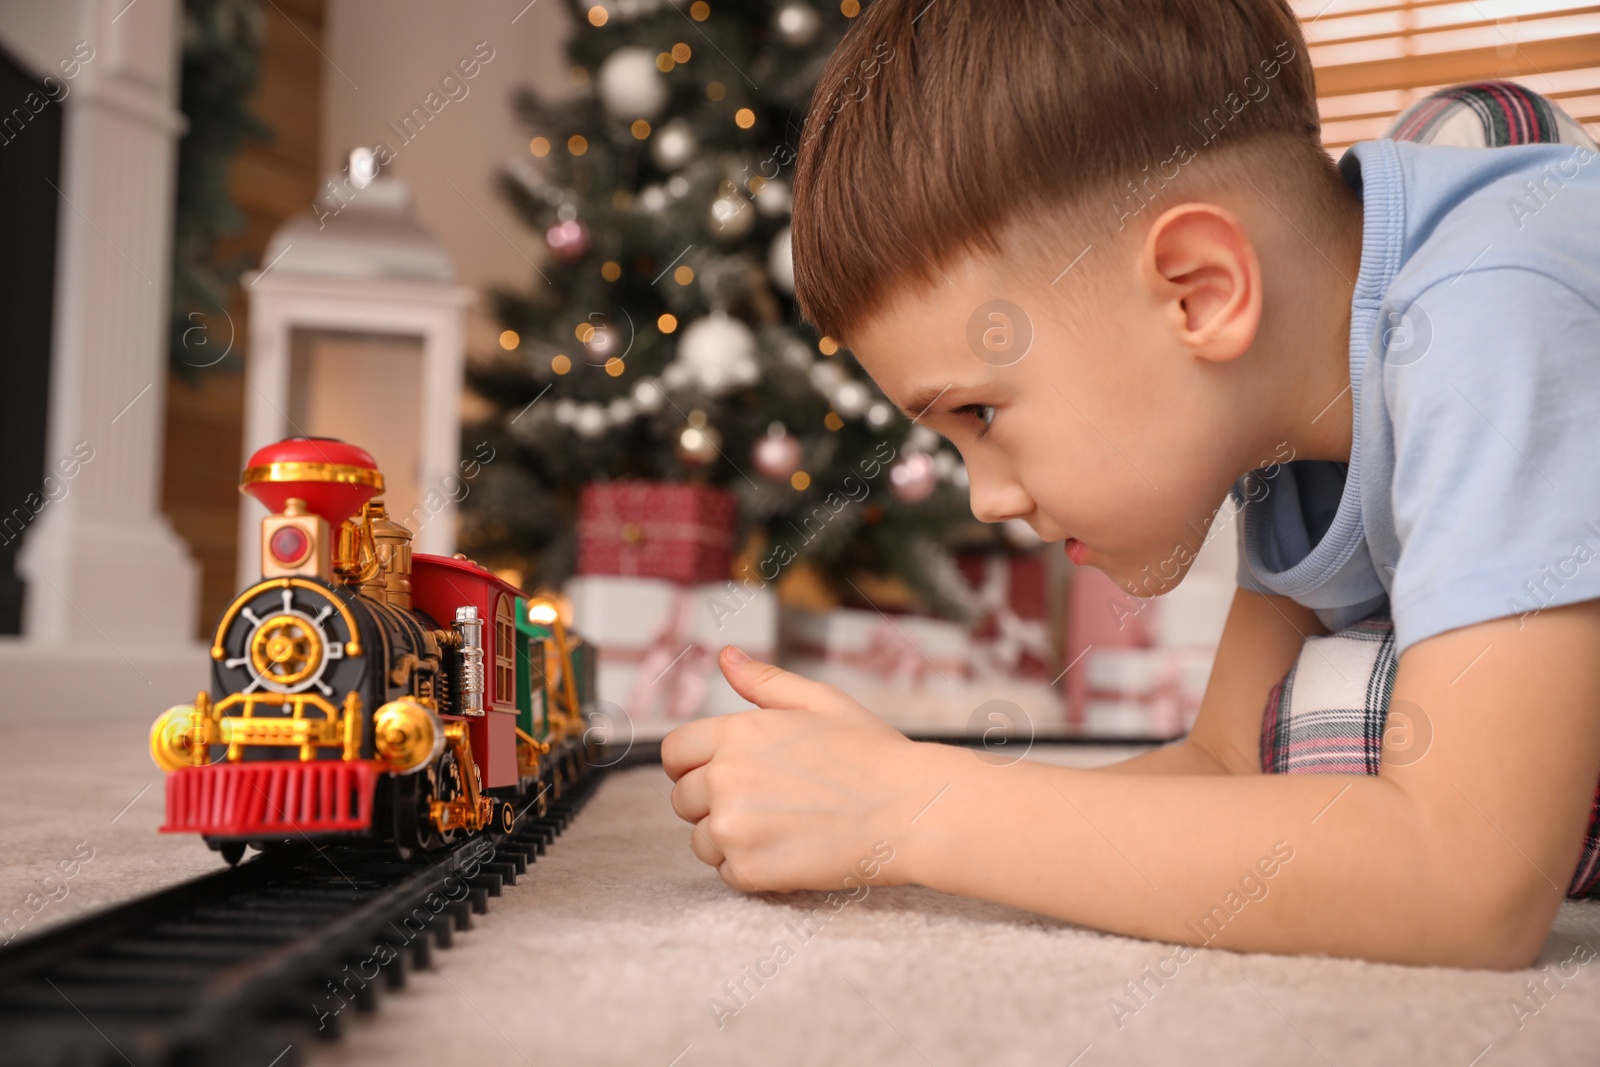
[150,703,211,773]
[373,698,444,774]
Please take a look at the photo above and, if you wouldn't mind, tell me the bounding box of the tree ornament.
[676,311,757,394]
[676,409,722,466]
[889,452,938,503]
[638,184,669,214]
[831,380,868,417]
[574,404,607,438]
[775,1,821,45]
[753,423,803,480]
[767,225,794,294]
[755,178,792,216]
[651,118,697,170]
[598,47,668,120]
[545,219,590,260]
[709,195,755,239]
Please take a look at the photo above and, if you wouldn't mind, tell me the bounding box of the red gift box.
[956,551,1057,681]
[577,480,737,584]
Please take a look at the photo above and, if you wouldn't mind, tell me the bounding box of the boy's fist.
[659,645,933,893]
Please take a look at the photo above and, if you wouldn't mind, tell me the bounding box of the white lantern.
[239,154,472,585]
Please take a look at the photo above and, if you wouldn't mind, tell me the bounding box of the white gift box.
[1081,646,1213,738]
[565,575,777,737]
[778,607,1066,734]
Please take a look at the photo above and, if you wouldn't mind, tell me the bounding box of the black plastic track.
[0,764,607,1067]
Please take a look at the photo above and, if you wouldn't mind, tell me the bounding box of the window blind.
[1291,0,1600,151]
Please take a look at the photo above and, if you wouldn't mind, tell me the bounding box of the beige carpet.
[5,721,1600,1066]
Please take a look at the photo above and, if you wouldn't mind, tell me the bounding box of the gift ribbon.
[794,622,967,686]
[622,587,716,719]
[972,555,1054,680]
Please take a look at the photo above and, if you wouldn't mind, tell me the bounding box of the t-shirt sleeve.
[1383,266,1600,652]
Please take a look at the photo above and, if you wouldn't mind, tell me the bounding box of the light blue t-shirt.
[1234,137,1600,655]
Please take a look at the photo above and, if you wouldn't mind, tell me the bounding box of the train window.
[495,594,516,709]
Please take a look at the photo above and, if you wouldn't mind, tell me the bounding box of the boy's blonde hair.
[791,0,1337,344]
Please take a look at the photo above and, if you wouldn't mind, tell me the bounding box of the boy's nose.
[968,473,1034,525]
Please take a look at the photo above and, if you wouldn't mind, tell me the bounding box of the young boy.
[661,0,1600,969]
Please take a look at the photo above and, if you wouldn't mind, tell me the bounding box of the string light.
[674,265,695,285]
[602,261,622,281]
[631,119,651,139]
[529,137,550,157]
[605,357,625,377]
[790,471,811,491]
[499,330,520,350]
[818,336,839,355]
[587,5,608,26]
[690,1,710,19]
[735,108,755,129]
[568,134,588,156]
[825,412,844,431]
[658,313,679,333]
[552,354,572,374]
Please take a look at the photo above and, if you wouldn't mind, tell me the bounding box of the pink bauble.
[753,430,803,480]
[889,452,938,503]
[546,219,590,261]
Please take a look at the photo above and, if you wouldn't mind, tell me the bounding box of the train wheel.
[491,799,516,838]
[218,841,246,866]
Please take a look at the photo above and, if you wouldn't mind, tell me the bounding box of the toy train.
[149,437,596,863]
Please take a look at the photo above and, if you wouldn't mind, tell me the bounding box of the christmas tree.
[463,0,1004,619]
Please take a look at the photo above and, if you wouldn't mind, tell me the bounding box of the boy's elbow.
[1433,865,1564,971]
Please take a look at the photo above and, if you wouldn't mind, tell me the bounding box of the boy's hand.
[660,645,931,893]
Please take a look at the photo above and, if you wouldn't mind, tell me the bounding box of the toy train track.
[0,760,613,1067]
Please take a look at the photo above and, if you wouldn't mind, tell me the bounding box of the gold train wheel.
[249,614,323,687]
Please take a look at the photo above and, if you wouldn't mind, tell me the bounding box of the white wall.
[322,0,577,357]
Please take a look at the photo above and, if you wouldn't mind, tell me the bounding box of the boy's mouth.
[1064,538,1089,565]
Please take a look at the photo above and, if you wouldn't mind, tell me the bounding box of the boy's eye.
[954,403,996,432]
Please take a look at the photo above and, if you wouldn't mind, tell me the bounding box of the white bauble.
[755,178,791,216]
[677,313,757,390]
[832,380,868,417]
[608,397,636,423]
[808,360,843,392]
[767,226,794,295]
[554,399,578,425]
[598,48,668,120]
[908,426,939,452]
[865,402,892,428]
[710,195,755,240]
[652,119,697,170]
[638,184,669,213]
[633,379,665,412]
[574,404,607,438]
[775,1,821,46]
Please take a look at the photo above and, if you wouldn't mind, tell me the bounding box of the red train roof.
[411,553,526,603]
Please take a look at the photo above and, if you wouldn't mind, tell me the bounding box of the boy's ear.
[1138,203,1262,363]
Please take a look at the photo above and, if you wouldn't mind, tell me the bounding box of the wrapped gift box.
[577,480,737,584]
[955,550,1058,681]
[565,574,776,738]
[778,606,1064,734]
[1081,646,1213,739]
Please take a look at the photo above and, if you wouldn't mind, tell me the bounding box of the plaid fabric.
[1259,614,1600,898]
[1384,80,1598,150]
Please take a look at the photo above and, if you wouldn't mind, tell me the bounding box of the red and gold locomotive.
[149,437,596,863]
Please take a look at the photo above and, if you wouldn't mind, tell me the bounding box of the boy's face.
[847,238,1257,595]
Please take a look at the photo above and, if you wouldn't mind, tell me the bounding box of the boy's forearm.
[1085,737,1233,776]
[896,741,1540,968]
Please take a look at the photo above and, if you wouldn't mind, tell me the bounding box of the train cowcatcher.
[148,436,597,864]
